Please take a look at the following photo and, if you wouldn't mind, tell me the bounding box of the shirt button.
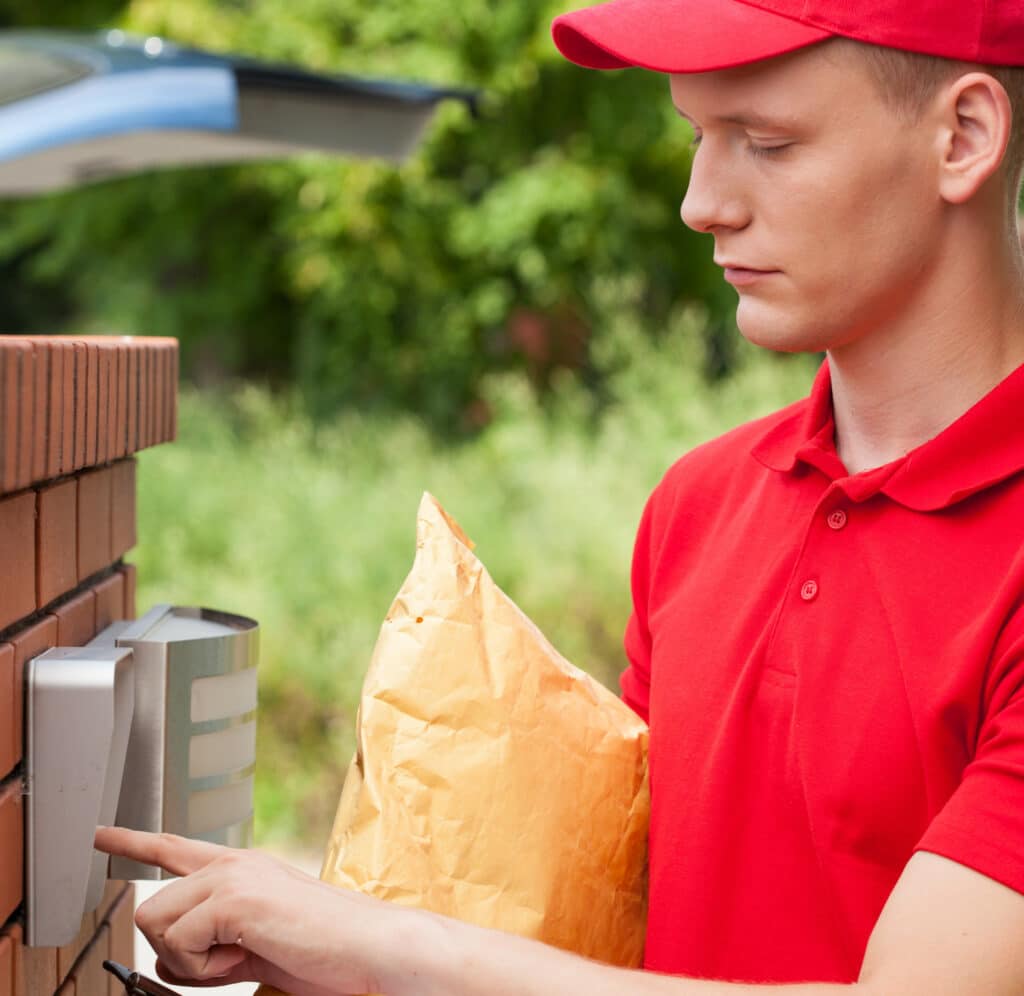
[827,509,848,530]
[800,580,819,601]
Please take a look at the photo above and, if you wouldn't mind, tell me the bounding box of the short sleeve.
[916,625,1024,895]
[621,488,659,723]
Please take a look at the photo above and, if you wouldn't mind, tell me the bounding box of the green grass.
[133,323,816,848]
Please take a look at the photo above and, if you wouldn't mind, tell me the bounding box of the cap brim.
[552,0,833,73]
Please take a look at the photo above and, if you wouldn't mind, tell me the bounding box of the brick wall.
[0,335,178,996]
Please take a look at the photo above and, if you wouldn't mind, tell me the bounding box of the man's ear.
[936,72,1013,205]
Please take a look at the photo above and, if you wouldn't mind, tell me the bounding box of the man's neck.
[828,227,1024,476]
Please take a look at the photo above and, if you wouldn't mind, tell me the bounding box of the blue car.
[0,30,474,195]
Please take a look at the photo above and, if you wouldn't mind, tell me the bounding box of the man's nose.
[679,146,749,233]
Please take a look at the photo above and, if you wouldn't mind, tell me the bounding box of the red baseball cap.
[552,0,1024,74]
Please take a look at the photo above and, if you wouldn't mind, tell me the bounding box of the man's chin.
[736,305,832,355]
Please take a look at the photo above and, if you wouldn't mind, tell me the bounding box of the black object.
[102,960,185,996]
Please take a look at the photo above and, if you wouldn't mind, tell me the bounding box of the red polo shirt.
[624,360,1024,983]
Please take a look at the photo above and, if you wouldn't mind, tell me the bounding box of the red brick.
[93,573,125,632]
[0,645,15,778]
[0,344,14,494]
[149,343,159,447]
[0,780,23,924]
[0,349,6,487]
[5,926,17,996]
[10,615,58,764]
[126,346,138,458]
[96,339,107,464]
[0,932,12,996]
[105,341,116,465]
[160,343,170,442]
[15,342,34,494]
[71,341,87,474]
[53,589,96,647]
[148,344,158,448]
[107,344,119,463]
[119,564,137,620]
[169,341,179,442]
[0,343,16,492]
[157,345,165,442]
[29,342,48,487]
[1,340,30,494]
[60,342,76,475]
[0,346,12,494]
[109,342,120,461]
[0,491,37,631]
[95,879,125,926]
[160,341,175,441]
[152,343,163,445]
[24,945,57,996]
[36,479,77,607]
[95,344,110,467]
[7,925,21,996]
[109,460,136,561]
[56,918,90,987]
[6,335,185,477]
[115,343,127,460]
[149,344,158,448]
[134,341,144,450]
[134,347,145,452]
[46,342,64,480]
[11,613,58,661]
[103,883,134,958]
[74,925,108,996]
[141,346,152,450]
[11,932,61,996]
[77,467,112,580]
[84,342,98,468]
[158,343,168,444]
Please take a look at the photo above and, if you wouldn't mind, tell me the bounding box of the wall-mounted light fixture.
[25,604,258,946]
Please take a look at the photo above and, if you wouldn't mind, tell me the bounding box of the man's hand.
[96,827,1024,996]
[94,827,426,995]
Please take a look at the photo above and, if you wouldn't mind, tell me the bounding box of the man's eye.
[748,142,791,159]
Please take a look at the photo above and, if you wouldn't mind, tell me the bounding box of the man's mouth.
[716,262,779,287]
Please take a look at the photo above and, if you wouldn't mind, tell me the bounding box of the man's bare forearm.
[98,830,1023,995]
[392,910,858,996]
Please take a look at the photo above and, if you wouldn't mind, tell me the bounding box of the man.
[97,1,1024,992]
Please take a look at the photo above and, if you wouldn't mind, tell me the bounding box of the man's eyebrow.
[672,106,793,129]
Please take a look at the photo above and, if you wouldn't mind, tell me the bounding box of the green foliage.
[0,0,737,427]
[0,0,122,29]
[132,322,816,846]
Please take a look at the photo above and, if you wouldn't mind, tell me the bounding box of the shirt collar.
[751,359,1024,511]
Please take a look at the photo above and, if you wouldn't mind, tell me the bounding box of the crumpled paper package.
[258,493,649,994]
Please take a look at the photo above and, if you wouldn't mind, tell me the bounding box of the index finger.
[94,827,229,877]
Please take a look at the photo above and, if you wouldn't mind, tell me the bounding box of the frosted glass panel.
[188,775,254,834]
[190,669,257,722]
[189,720,256,778]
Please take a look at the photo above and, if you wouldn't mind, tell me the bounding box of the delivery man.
[96,1,1024,992]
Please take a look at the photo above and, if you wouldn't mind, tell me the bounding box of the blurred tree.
[0,0,123,29]
[0,0,738,428]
